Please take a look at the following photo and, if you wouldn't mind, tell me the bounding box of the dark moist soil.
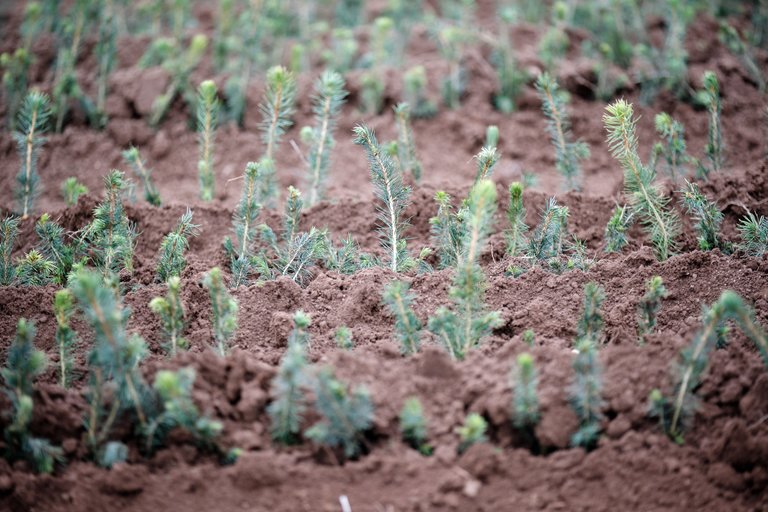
[1,1,768,511]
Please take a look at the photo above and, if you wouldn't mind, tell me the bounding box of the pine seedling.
[15,250,55,286]
[0,216,20,285]
[535,73,589,191]
[429,191,463,269]
[68,269,152,457]
[353,124,415,273]
[2,319,62,473]
[258,66,297,201]
[149,276,188,356]
[197,80,219,202]
[538,2,569,70]
[679,180,726,252]
[94,10,117,128]
[637,275,667,344]
[305,71,347,206]
[335,0,364,27]
[527,197,568,262]
[1,49,31,130]
[457,413,487,454]
[335,326,354,350]
[156,208,199,283]
[14,91,51,219]
[122,146,160,206]
[654,113,689,183]
[654,291,768,441]
[323,28,358,74]
[403,65,436,119]
[569,337,603,449]
[53,289,78,388]
[428,181,502,359]
[738,211,768,257]
[486,125,499,148]
[253,187,325,286]
[202,267,238,356]
[400,397,431,454]
[506,182,528,257]
[82,170,137,278]
[144,368,222,453]
[61,177,88,206]
[324,234,376,275]
[223,162,262,287]
[288,311,312,348]
[393,103,423,182]
[696,71,723,176]
[35,213,79,285]
[267,336,309,444]
[603,204,634,253]
[604,99,680,261]
[305,367,374,459]
[383,280,423,355]
[492,7,528,113]
[437,25,468,109]
[576,282,605,344]
[360,72,384,116]
[474,146,500,185]
[719,24,765,93]
[510,353,540,431]
[522,328,535,346]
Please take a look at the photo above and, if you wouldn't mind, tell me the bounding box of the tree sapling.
[14,90,51,219]
[0,216,20,285]
[61,177,88,206]
[569,336,603,449]
[382,280,423,355]
[696,71,723,176]
[156,208,199,282]
[738,211,768,257]
[680,180,727,252]
[225,162,262,287]
[259,66,297,202]
[149,276,188,356]
[576,282,605,345]
[506,182,528,257]
[122,146,161,206]
[400,397,431,455]
[510,352,540,432]
[393,103,423,181]
[457,412,487,453]
[335,326,354,350]
[53,289,78,388]
[637,275,667,344]
[202,267,238,356]
[268,324,309,444]
[197,80,219,202]
[603,204,634,253]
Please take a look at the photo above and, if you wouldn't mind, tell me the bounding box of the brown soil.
[1,1,768,511]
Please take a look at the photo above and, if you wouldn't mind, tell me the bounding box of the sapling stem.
[696,71,723,176]
[53,289,78,388]
[14,91,51,219]
[506,182,528,257]
[226,162,262,287]
[603,99,680,261]
[156,208,199,282]
[149,276,188,356]
[679,180,726,252]
[0,216,20,285]
[259,66,297,201]
[393,103,423,182]
[197,80,219,202]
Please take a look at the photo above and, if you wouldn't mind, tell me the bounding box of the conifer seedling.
[68,269,152,460]
[576,282,605,344]
[202,267,238,356]
[81,170,137,279]
[156,208,199,282]
[569,337,603,449]
[738,211,768,257]
[353,124,416,272]
[2,318,62,473]
[258,66,297,202]
[527,197,568,263]
[603,204,633,253]
[335,326,354,350]
[429,191,463,269]
[35,213,79,285]
[305,70,347,206]
[679,180,727,252]
[403,65,436,118]
[1,48,31,130]
[474,146,500,185]
[383,280,422,355]
[696,71,723,177]
[122,146,161,206]
[268,327,309,444]
[654,112,690,183]
[225,162,262,287]
[94,10,117,128]
[149,276,188,356]
[535,73,589,191]
[506,182,528,257]
[511,352,540,431]
[457,413,487,453]
[53,289,78,388]
[428,180,502,359]
[393,103,423,182]
[305,367,374,458]
[15,249,56,286]
[14,90,51,219]
[144,368,222,452]
[197,80,219,202]
[61,177,88,206]
[637,275,667,344]
[400,397,431,455]
[604,99,680,261]
[522,329,535,346]
[0,216,20,285]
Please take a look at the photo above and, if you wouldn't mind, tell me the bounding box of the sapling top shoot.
[457,413,487,453]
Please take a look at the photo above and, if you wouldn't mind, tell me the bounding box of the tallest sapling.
[258,66,297,202]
